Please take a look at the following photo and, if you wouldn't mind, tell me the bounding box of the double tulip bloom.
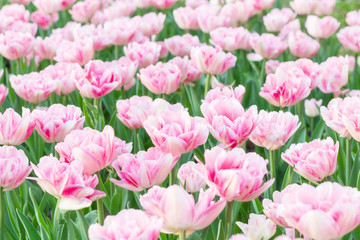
[164,34,201,57]
[0,31,35,60]
[305,15,340,39]
[263,8,296,33]
[124,42,161,69]
[210,27,254,52]
[318,56,349,94]
[288,31,320,58]
[250,33,287,59]
[177,161,207,193]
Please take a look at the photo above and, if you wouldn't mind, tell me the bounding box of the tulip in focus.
[263,8,296,33]
[236,214,276,240]
[305,15,340,39]
[304,99,322,117]
[177,161,207,193]
[288,31,320,58]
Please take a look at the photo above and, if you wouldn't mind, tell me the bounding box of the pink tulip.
[164,34,201,57]
[279,19,301,40]
[55,125,132,175]
[0,84,8,105]
[288,31,320,58]
[32,104,85,143]
[0,108,34,145]
[32,0,75,14]
[0,4,29,22]
[260,63,311,107]
[263,8,296,33]
[54,38,94,66]
[9,72,57,104]
[102,1,136,20]
[31,155,105,210]
[264,182,360,240]
[289,0,315,15]
[111,147,176,192]
[30,11,58,30]
[338,96,360,142]
[183,61,203,85]
[265,60,280,74]
[173,7,199,30]
[69,0,100,23]
[168,56,190,83]
[103,18,141,46]
[252,0,275,12]
[8,0,31,5]
[305,15,340,39]
[143,105,208,157]
[318,56,349,94]
[346,10,360,26]
[197,13,230,33]
[113,57,138,91]
[229,234,251,240]
[337,26,360,53]
[313,0,336,16]
[34,35,62,60]
[190,45,236,75]
[185,0,208,8]
[199,147,274,202]
[151,0,177,9]
[124,42,161,69]
[0,31,35,60]
[88,209,162,240]
[134,12,166,37]
[73,24,111,51]
[236,214,277,240]
[137,62,181,95]
[304,99,322,117]
[210,27,253,51]
[0,146,31,191]
[250,111,301,150]
[135,0,152,9]
[219,2,254,26]
[250,33,287,59]
[140,185,226,234]
[177,161,207,193]
[116,96,153,129]
[293,58,321,89]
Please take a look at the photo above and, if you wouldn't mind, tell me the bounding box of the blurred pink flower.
[288,31,320,58]
[219,2,254,26]
[103,18,142,46]
[252,0,275,12]
[173,7,199,30]
[34,35,62,60]
[250,33,287,59]
[124,42,161,69]
[263,8,296,33]
[293,58,321,89]
[135,12,166,37]
[102,1,136,20]
[305,15,340,39]
[73,24,111,51]
[164,34,201,57]
[337,26,360,53]
[318,56,349,94]
[229,234,251,240]
[0,84,8,105]
[54,38,94,66]
[289,0,315,15]
[177,161,207,193]
[30,11,58,30]
[0,4,29,22]
[185,0,208,8]
[0,31,35,60]
[183,61,203,85]
[157,41,168,58]
[313,0,336,16]
[32,0,65,14]
[113,57,138,91]
[168,56,190,83]
[210,27,253,51]
[151,0,177,9]
[140,185,226,234]
[8,0,31,5]
[236,214,277,240]
[279,19,301,40]
[69,0,100,23]
[304,99,322,117]
[346,10,360,26]
[197,13,230,33]
[265,60,280,74]
[339,96,360,142]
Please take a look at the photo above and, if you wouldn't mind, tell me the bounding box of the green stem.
[96,173,104,225]
[179,231,186,240]
[353,53,359,89]
[346,138,351,185]
[53,199,61,240]
[224,201,234,239]
[204,73,211,97]
[260,59,266,83]
[269,150,276,192]
[0,188,5,240]
[133,129,138,153]
[115,45,119,60]
[296,101,304,125]
[169,167,174,186]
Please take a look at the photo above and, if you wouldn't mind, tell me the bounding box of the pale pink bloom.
[349,90,360,97]
[111,147,175,191]
[32,0,64,14]
[157,41,168,58]
[55,125,131,175]
[0,31,35,60]
[236,214,277,240]
[197,13,230,33]
[288,31,320,58]
[279,19,301,40]
[250,33,287,59]
[183,61,203,85]
[9,72,57,104]
[102,1,136,20]
[73,24,111,51]
[124,42,161,69]
[145,98,187,121]
[264,182,360,240]
[318,56,349,94]
[247,53,264,62]
[0,146,31,191]
[204,85,245,103]
[282,137,338,182]
[263,8,296,33]
[229,234,251,240]
[210,27,253,51]
[114,57,139,90]
[69,0,100,23]
[103,18,142,46]
[252,0,275,12]
[168,56,190,83]
[346,10,360,26]
[260,64,311,107]
[60,0,77,10]
[30,11,58,30]
[151,0,177,9]
[164,34,201,57]
[135,12,166,37]
[293,58,321,89]
[177,161,207,193]
[305,15,340,39]
[135,0,153,9]
[250,111,301,150]
[304,99,322,117]
[313,0,336,16]
[0,108,35,146]
[265,60,280,74]
[211,76,234,89]
[31,155,105,210]
[337,26,360,53]
[4,21,38,36]
[348,55,355,72]
[34,35,63,60]
[32,104,84,143]
[289,0,315,15]
[0,84,8,105]
[88,209,162,240]
[143,106,208,157]
[0,4,29,22]
[8,0,31,5]
[185,0,208,8]
[116,96,153,129]
[54,38,94,66]
[90,11,106,25]
[173,7,199,30]
[190,45,236,75]
[140,185,226,234]
[199,147,274,202]
[219,1,254,26]
[138,62,181,95]
[340,96,360,142]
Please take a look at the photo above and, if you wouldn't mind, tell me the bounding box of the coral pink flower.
[74,60,123,98]
[264,182,360,240]
[210,27,253,51]
[305,15,340,39]
[32,104,85,143]
[116,96,153,129]
[164,34,201,57]
[140,185,226,234]
[265,60,280,74]
[114,57,138,91]
[250,111,301,150]
[103,18,142,46]
[0,84,8,105]
[337,26,360,53]
[282,137,338,182]
[199,147,274,202]
[143,105,208,157]
[219,1,254,26]
[313,0,336,16]
[134,12,166,37]
[137,62,181,95]
[260,63,311,107]
[263,8,296,33]
[0,3,29,22]
[279,19,301,40]
[288,31,320,58]
[9,72,57,104]
[305,99,322,117]
[346,10,360,26]
[197,13,230,33]
[289,0,315,15]
[236,214,277,240]
[30,11,58,30]
[54,38,94,66]
[0,31,35,60]
[31,155,105,210]
[250,33,287,59]
[88,209,162,240]
[55,126,131,175]
[111,147,175,191]
[173,7,199,30]
[69,0,100,23]
[0,146,31,191]
[177,161,207,193]
[124,42,161,69]
[318,56,349,94]
[293,58,321,89]
[0,108,34,145]
[190,45,236,75]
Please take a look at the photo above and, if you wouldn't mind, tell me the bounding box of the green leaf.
[16,209,41,240]
[310,120,325,140]
[76,210,89,240]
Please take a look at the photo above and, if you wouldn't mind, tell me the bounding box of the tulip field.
[2,0,360,239]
